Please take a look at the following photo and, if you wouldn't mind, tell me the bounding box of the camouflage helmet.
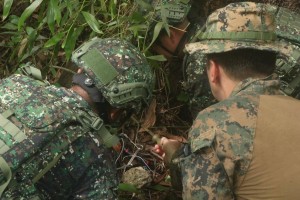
[275,6,300,45]
[137,0,191,26]
[71,37,155,111]
[152,0,191,25]
[185,2,290,55]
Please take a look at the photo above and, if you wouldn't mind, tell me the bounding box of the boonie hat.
[185,2,288,55]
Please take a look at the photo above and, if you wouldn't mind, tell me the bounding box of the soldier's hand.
[153,137,183,166]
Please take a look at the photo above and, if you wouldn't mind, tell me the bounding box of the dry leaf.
[139,98,157,132]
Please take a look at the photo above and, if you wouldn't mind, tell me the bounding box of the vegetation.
[0,0,170,78]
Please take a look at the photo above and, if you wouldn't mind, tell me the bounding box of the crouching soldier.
[0,37,155,199]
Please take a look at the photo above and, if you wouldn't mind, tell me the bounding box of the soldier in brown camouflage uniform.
[154,2,300,199]
[182,0,300,117]
[0,38,155,199]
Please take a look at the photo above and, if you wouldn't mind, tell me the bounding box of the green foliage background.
[0,0,168,82]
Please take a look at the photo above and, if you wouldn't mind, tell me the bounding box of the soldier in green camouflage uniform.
[154,2,300,199]
[0,38,155,199]
[135,0,205,122]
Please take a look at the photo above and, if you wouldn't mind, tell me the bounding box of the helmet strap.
[72,73,105,103]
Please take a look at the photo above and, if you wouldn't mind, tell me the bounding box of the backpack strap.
[0,110,27,154]
[75,109,120,148]
[18,64,43,81]
[0,110,30,196]
[32,151,64,184]
[0,157,12,197]
[16,64,50,86]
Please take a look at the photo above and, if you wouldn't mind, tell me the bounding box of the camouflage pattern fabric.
[136,0,192,25]
[0,74,118,199]
[185,2,293,55]
[152,0,191,25]
[275,6,300,44]
[276,44,300,98]
[274,6,300,98]
[181,51,216,118]
[176,76,282,199]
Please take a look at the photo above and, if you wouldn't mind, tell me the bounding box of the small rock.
[122,167,152,188]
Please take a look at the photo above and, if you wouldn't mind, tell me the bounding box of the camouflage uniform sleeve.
[180,146,234,200]
[179,107,235,200]
[168,136,234,199]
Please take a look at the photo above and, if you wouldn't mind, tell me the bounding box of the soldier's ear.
[207,59,220,84]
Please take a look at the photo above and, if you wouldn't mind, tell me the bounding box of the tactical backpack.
[0,74,119,198]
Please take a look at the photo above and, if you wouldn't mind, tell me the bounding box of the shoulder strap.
[0,111,27,154]
[16,63,49,86]
[0,157,12,197]
[75,109,120,148]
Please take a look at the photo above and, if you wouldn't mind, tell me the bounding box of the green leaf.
[3,0,14,21]
[63,26,84,60]
[61,24,73,49]
[7,14,19,25]
[20,44,42,62]
[99,0,107,12]
[147,55,167,62]
[109,0,117,18]
[130,12,146,24]
[27,28,38,52]
[148,184,170,191]
[129,24,148,37]
[25,26,35,36]
[44,32,64,48]
[47,0,56,33]
[118,183,139,193]
[52,0,61,24]
[81,11,103,34]
[163,22,170,37]
[145,21,164,52]
[135,0,153,11]
[1,22,17,30]
[18,0,44,30]
[107,21,117,27]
